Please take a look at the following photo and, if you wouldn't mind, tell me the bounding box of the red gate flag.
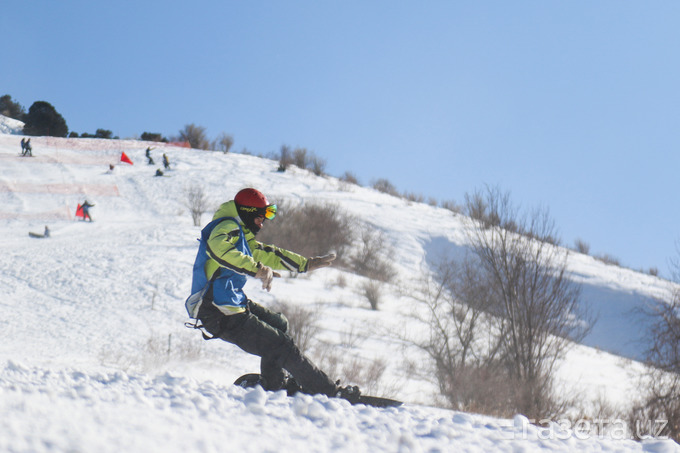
[75,204,85,219]
[120,152,133,165]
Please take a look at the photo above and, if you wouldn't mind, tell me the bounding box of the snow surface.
[0,116,678,452]
[0,115,23,135]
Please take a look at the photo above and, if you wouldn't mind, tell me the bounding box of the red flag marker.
[120,152,133,165]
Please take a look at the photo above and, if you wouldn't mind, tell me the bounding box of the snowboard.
[234,373,402,408]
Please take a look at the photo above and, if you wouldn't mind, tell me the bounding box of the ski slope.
[0,117,677,452]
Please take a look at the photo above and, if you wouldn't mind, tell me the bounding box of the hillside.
[0,121,677,451]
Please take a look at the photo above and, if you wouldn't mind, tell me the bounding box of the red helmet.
[234,188,272,234]
[234,188,269,208]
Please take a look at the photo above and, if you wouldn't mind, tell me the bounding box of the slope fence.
[0,182,120,196]
[0,205,73,220]
[0,135,180,152]
[0,153,118,166]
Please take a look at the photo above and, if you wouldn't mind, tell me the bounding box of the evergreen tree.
[23,101,68,137]
[0,95,25,120]
[141,132,166,142]
[94,129,113,139]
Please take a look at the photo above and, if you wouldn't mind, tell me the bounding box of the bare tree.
[179,124,211,150]
[214,132,234,153]
[441,199,463,214]
[339,171,360,185]
[633,244,680,442]
[361,280,383,310]
[278,145,293,172]
[406,256,511,415]
[185,185,209,226]
[309,154,327,176]
[349,224,395,284]
[372,178,400,197]
[273,301,321,355]
[574,238,591,255]
[406,187,590,417]
[256,202,354,261]
[292,147,309,169]
[461,186,590,417]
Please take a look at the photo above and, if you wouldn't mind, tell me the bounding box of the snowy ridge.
[0,132,678,452]
[0,114,23,135]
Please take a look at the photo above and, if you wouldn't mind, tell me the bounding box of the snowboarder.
[28,225,50,238]
[80,200,94,222]
[162,153,170,170]
[188,188,360,402]
[146,147,155,165]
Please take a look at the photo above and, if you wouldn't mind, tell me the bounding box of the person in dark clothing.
[20,138,26,155]
[81,200,94,222]
[188,188,359,402]
[24,138,32,157]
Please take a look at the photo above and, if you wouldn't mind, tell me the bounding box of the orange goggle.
[264,204,277,220]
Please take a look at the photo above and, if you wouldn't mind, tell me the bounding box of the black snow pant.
[197,293,337,397]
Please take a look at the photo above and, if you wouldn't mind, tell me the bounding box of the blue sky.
[3,1,679,278]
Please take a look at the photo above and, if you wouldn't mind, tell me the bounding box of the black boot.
[283,375,303,396]
[334,381,361,404]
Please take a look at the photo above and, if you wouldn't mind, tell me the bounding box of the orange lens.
[264,204,277,220]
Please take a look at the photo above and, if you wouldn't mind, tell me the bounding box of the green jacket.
[204,200,309,314]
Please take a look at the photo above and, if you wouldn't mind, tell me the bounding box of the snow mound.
[1,361,675,453]
[0,114,24,134]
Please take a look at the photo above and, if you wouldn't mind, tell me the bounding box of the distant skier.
[80,200,95,222]
[28,225,50,238]
[162,153,170,170]
[20,138,26,155]
[23,138,32,157]
[186,188,360,402]
[146,147,155,165]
